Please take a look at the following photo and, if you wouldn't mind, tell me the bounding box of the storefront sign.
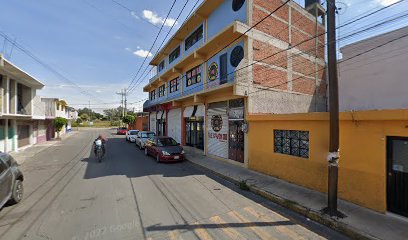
[208,106,229,159]
[211,115,223,132]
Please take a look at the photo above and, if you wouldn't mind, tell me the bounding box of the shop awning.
[183,105,205,118]
[156,110,166,120]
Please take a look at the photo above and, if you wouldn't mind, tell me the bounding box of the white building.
[339,26,408,111]
[0,54,45,152]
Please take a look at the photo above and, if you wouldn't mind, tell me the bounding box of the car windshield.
[140,132,155,138]
[128,131,138,135]
[157,138,178,147]
[119,127,127,130]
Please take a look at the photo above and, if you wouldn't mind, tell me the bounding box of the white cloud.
[95,90,102,93]
[376,0,400,6]
[133,49,153,58]
[125,47,132,52]
[142,10,178,27]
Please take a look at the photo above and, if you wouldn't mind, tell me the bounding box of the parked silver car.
[135,131,156,150]
[126,130,139,142]
[0,153,24,209]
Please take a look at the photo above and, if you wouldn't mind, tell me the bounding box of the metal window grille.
[274,130,309,158]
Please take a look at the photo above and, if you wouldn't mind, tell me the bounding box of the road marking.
[254,205,327,240]
[209,215,246,240]
[228,211,276,240]
[192,222,214,240]
[168,230,181,240]
[244,206,312,240]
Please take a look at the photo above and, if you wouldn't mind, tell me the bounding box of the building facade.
[247,25,408,216]
[0,54,45,152]
[143,0,326,165]
[41,98,72,139]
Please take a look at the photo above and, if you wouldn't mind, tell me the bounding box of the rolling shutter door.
[18,125,30,147]
[149,112,156,133]
[167,109,181,144]
[207,102,228,159]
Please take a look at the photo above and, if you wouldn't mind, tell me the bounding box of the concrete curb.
[186,158,379,240]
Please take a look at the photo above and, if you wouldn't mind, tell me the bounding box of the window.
[220,53,228,84]
[232,0,246,12]
[274,130,309,158]
[0,159,8,174]
[230,45,244,67]
[169,46,180,63]
[150,90,156,100]
[169,77,180,93]
[158,85,165,97]
[158,61,165,72]
[185,25,203,51]
[185,65,202,87]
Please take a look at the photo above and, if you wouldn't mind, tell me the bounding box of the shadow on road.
[81,136,199,180]
[78,132,345,239]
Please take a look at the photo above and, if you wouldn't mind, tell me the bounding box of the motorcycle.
[95,139,104,162]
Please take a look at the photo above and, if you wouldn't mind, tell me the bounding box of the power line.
[128,0,200,92]
[110,0,169,31]
[0,31,107,104]
[140,4,408,107]
[124,0,178,91]
[127,0,291,94]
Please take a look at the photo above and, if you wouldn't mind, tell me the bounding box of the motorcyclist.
[93,134,106,156]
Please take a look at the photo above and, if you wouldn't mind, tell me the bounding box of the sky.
[0,0,407,113]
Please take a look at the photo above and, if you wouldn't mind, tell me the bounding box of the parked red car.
[144,137,185,163]
[116,127,127,135]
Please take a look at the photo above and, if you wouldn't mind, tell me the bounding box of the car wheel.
[10,180,23,204]
[144,148,148,156]
[156,154,161,163]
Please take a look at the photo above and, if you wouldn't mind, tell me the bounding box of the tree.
[53,117,68,139]
[122,115,135,126]
[80,113,89,121]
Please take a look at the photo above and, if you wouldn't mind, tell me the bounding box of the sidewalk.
[10,131,78,165]
[184,147,408,240]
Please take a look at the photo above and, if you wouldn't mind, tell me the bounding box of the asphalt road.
[0,129,348,240]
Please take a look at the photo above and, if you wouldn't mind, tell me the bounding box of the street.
[0,129,347,240]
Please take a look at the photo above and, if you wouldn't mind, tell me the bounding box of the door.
[0,159,12,204]
[387,137,408,217]
[220,53,228,84]
[229,121,245,163]
[18,125,30,148]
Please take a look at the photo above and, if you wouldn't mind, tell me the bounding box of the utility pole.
[124,88,127,116]
[325,0,342,217]
[89,100,92,122]
[116,89,124,118]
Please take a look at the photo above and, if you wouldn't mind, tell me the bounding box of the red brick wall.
[251,1,326,96]
[253,7,289,43]
[253,40,287,68]
[129,116,148,131]
[253,64,288,90]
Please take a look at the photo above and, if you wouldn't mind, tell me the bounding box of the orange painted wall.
[248,110,408,213]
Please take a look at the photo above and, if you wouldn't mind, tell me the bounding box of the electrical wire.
[124,0,178,93]
[140,5,408,109]
[127,0,201,94]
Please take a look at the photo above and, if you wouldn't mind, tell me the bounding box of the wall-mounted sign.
[208,62,218,81]
[211,115,223,132]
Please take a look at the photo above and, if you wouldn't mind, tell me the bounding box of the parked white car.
[135,131,156,149]
[126,130,139,143]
